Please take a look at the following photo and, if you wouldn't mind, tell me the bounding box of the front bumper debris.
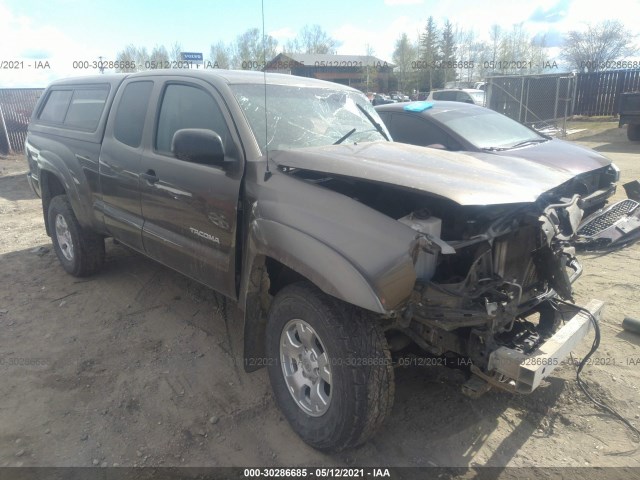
[576,180,640,251]
[481,299,604,394]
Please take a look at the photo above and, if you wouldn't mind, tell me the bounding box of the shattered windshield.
[230,84,390,152]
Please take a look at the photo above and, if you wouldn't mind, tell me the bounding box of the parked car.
[371,93,395,106]
[375,100,619,212]
[27,71,602,451]
[427,88,485,105]
[389,91,410,102]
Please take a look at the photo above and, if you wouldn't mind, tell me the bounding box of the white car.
[427,88,485,105]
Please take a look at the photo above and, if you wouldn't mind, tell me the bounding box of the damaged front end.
[397,195,602,396]
[270,141,605,396]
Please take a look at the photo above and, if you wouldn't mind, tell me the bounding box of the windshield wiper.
[509,139,548,149]
[482,146,510,152]
[483,139,547,152]
[334,128,357,145]
[356,104,390,141]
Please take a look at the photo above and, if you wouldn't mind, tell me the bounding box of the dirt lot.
[1,122,640,469]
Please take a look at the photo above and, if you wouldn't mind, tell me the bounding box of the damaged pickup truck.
[25,70,603,452]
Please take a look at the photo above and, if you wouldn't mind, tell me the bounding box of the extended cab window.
[114,81,153,148]
[39,87,109,130]
[64,87,109,130]
[156,84,230,155]
[39,90,72,123]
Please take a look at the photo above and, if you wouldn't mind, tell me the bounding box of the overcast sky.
[1,0,639,87]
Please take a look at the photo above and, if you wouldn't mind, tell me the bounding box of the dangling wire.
[552,298,640,442]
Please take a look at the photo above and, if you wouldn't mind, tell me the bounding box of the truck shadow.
[0,172,36,202]
[351,364,566,468]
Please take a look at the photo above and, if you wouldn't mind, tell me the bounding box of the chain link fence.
[0,88,44,155]
[485,73,576,136]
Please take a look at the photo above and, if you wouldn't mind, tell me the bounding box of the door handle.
[140,170,159,184]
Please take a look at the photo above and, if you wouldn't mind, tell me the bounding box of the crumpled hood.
[271,141,577,206]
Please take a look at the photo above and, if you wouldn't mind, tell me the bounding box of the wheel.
[628,124,640,141]
[48,195,105,277]
[265,282,394,451]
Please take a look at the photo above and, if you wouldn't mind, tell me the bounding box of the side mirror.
[171,128,226,166]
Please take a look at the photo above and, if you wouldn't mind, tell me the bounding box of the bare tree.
[299,24,340,54]
[233,28,278,70]
[209,41,233,69]
[134,47,150,71]
[283,37,302,55]
[364,44,378,92]
[115,44,138,72]
[392,33,418,92]
[561,20,638,72]
[454,26,475,83]
[169,42,183,63]
[489,24,501,64]
[149,45,170,68]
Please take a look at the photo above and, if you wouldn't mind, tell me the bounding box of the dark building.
[264,53,394,93]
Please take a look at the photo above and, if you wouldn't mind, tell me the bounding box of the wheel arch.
[238,218,398,373]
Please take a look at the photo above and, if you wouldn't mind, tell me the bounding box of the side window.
[39,90,72,123]
[456,92,472,103]
[114,81,154,148]
[155,83,231,156]
[391,114,461,150]
[64,88,109,130]
[391,114,444,147]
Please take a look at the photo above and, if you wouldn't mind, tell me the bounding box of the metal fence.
[485,70,640,134]
[486,73,575,134]
[0,88,44,155]
[573,69,640,116]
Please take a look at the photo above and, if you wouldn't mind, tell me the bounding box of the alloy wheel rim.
[55,214,74,261]
[280,318,332,417]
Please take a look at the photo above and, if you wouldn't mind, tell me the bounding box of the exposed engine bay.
[287,166,593,393]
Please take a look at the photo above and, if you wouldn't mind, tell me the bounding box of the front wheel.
[265,282,394,451]
[48,195,105,277]
[628,124,640,141]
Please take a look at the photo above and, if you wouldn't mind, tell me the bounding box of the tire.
[48,195,105,277]
[265,282,394,451]
[628,124,640,141]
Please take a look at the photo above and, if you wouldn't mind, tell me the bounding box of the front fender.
[250,218,393,313]
[238,214,417,372]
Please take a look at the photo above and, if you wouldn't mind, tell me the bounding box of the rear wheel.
[48,195,105,277]
[628,124,640,141]
[266,282,394,451]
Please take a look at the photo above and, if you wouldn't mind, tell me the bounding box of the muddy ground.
[1,122,639,469]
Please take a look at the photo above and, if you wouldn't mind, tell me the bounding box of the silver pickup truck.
[25,70,602,451]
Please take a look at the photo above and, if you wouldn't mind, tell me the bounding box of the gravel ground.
[0,122,639,470]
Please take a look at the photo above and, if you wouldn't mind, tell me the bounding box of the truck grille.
[578,199,639,237]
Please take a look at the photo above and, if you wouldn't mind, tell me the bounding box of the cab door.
[139,78,244,299]
[99,79,155,251]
